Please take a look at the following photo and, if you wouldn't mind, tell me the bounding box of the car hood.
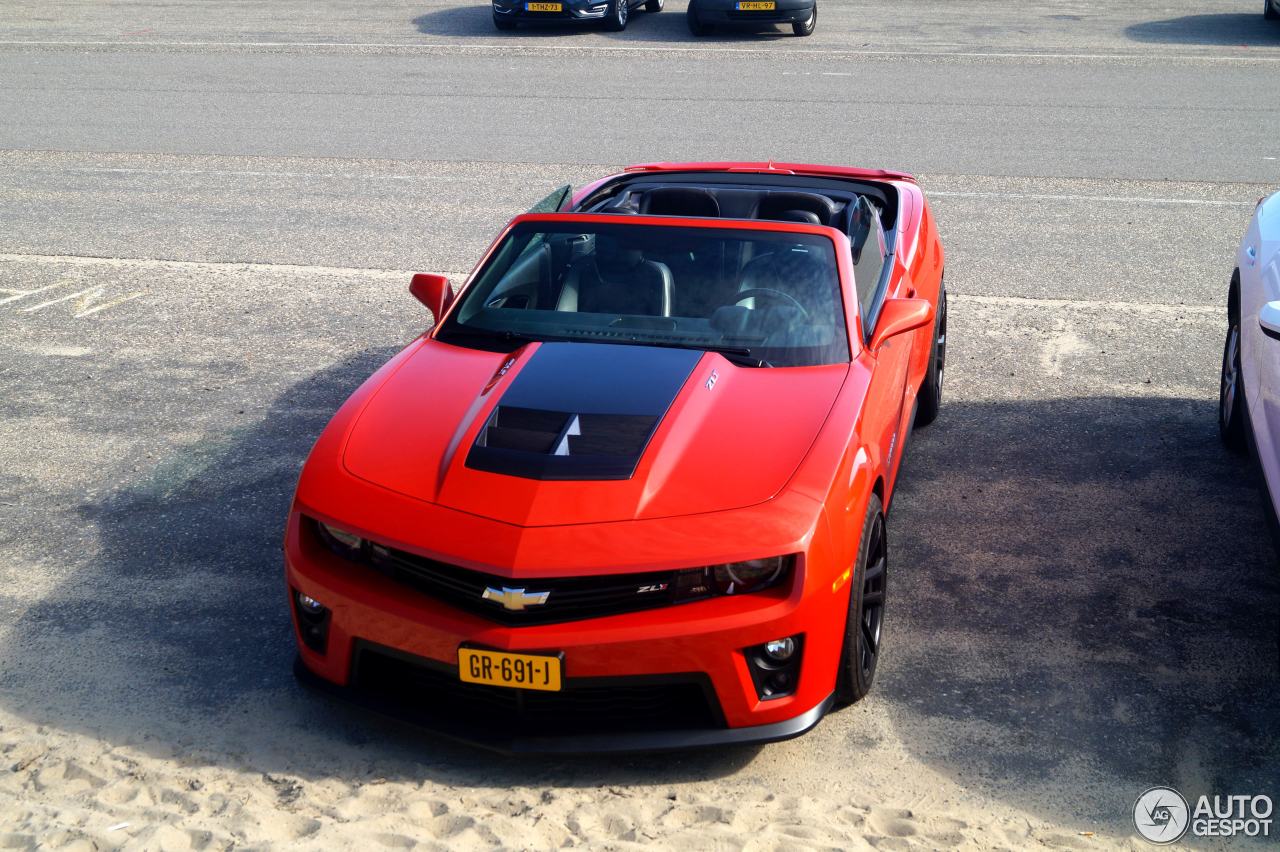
[342,339,846,527]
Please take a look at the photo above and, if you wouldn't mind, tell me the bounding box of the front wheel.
[605,0,629,30]
[1220,292,1248,453]
[835,493,887,705]
[687,5,712,35]
[914,287,946,427]
[645,0,663,12]
[1266,0,1279,21]
[792,3,816,36]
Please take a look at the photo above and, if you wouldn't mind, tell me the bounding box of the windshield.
[437,221,850,367]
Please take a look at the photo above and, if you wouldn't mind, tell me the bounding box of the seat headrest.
[776,209,821,225]
[754,191,838,226]
[640,187,721,218]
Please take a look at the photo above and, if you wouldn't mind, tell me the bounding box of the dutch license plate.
[736,1,776,9]
[458,647,563,692]
[525,2,563,11]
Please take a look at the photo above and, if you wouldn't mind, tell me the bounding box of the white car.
[1220,191,1280,521]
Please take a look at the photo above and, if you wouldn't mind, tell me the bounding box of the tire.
[1220,278,1248,453]
[645,0,663,12]
[835,493,887,706]
[914,286,947,428]
[687,5,711,35]
[1267,0,1279,21]
[605,0,629,30]
[792,2,816,36]
[492,13,516,30]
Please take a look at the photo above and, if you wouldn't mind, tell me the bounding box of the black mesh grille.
[352,642,722,734]
[365,543,701,625]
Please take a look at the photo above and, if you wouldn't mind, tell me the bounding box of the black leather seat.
[640,187,721,218]
[557,235,674,317]
[753,191,839,226]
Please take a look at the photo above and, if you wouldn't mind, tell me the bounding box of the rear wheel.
[645,0,663,12]
[792,3,816,36]
[1267,0,1279,21]
[492,12,516,29]
[835,493,886,705]
[605,0,629,30]
[687,5,712,35]
[1220,279,1248,453]
[914,287,947,427]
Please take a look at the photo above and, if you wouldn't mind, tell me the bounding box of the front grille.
[352,642,723,734]
[366,543,696,625]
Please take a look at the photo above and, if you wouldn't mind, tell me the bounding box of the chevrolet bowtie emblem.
[481,586,551,611]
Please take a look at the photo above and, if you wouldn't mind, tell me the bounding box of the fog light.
[764,637,795,661]
[296,592,325,614]
[745,634,805,701]
[291,587,332,654]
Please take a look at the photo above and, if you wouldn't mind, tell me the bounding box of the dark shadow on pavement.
[886,395,1280,823]
[1125,13,1280,47]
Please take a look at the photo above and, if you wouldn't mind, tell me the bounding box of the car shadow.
[1125,12,1280,47]
[886,394,1279,824]
[411,3,796,43]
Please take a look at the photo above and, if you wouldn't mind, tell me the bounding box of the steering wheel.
[733,288,811,321]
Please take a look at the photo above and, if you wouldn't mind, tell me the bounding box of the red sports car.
[286,162,947,752]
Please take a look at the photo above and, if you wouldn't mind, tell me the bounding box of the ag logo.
[1134,787,1190,844]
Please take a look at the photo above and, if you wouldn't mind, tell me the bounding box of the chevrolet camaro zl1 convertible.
[286,162,947,753]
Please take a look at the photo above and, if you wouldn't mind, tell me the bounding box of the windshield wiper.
[612,338,772,368]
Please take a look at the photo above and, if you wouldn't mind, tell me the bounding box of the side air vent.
[463,342,701,482]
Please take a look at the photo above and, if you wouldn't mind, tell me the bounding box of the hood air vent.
[464,342,701,481]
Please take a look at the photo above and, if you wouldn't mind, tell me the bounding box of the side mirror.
[1260,300,1280,341]
[868,298,934,352]
[409,273,454,324]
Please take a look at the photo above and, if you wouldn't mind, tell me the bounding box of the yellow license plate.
[736,1,776,9]
[525,2,562,10]
[459,648,562,692]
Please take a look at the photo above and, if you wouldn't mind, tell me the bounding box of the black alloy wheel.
[1220,283,1248,453]
[687,4,712,35]
[914,286,946,427]
[792,3,816,36]
[836,493,887,704]
[606,0,629,30]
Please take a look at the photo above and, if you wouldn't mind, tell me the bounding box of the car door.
[1241,194,1280,503]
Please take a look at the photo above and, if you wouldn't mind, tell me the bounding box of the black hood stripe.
[466,343,701,481]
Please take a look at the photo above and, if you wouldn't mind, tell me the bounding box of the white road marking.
[2,253,1218,313]
[929,190,1255,207]
[953,293,1219,315]
[2,39,1279,63]
[59,166,452,181]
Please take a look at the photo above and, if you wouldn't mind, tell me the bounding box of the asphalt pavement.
[1,0,1278,843]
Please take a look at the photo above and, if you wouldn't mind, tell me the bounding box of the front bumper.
[284,494,847,751]
[295,652,833,754]
[689,0,814,25]
[492,0,612,21]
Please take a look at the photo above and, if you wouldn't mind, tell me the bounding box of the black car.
[687,0,816,36]
[493,0,662,31]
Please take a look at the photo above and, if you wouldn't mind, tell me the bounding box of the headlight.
[314,520,364,558]
[673,556,792,601]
